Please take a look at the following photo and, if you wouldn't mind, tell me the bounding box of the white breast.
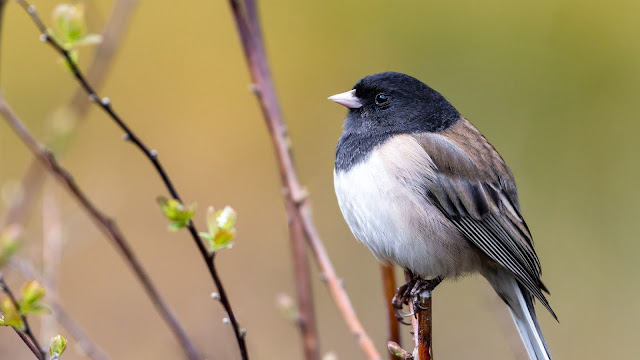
[333,135,483,278]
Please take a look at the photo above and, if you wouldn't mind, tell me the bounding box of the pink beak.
[328,89,362,109]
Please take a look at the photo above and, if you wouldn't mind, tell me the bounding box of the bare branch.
[405,272,432,360]
[381,263,400,360]
[414,293,433,360]
[0,93,199,360]
[226,1,381,359]
[14,328,43,360]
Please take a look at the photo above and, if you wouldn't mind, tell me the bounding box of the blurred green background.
[1,0,639,359]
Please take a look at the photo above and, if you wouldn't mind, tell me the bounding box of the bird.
[329,72,556,360]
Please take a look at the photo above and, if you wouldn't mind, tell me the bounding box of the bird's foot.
[392,276,443,323]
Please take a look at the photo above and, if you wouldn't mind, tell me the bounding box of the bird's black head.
[330,72,460,171]
[330,72,460,135]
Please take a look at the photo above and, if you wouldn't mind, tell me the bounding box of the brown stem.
[405,271,432,360]
[0,274,46,360]
[14,327,42,359]
[0,94,200,360]
[9,257,111,360]
[381,263,400,360]
[227,1,319,359]
[415,293,433,360]
[14,1,247,358]
[287,201,318,359]
[226,1,381,359]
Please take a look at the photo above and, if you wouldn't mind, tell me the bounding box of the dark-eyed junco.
[329,72,556,360]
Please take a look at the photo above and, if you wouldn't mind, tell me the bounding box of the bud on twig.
[388,341,413,359]
[49,335,67,358]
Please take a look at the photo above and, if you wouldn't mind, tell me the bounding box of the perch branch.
[381,263,400,360]
[14,1,247,358]
[0,93,199,360]
[0,273,46,360]
[405,271,432,360]
[414,293,433,360]
[226,1,381,359]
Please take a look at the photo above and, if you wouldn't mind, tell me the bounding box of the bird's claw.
[392,276,443,323]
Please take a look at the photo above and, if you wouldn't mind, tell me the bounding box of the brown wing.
[413,118,555,319]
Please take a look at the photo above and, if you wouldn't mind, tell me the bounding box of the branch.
[0,93,199,360]
[9,258,110,360]
[0,0,139,231]
[15,328,43,360]
[0,273,46,360]
[228,2,319,359]
[226,1,381,359]
[13,1,248,358]
[405,272,432,360]
[380,263,400,360]
[413,293,433,360]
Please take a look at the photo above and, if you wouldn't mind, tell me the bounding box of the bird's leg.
[392,276,418,325]
[391,274,441,323]
[411,276,443,315]
[392,278,416,309]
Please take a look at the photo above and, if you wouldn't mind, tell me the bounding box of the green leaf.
[1,297,24,331]
[157,197,196,231]
[19,280,49,316]
[52,3,87,44]
[200,206,237,253]
[21,280,45,305]
[216,206,237,231]
[49,335,67,357]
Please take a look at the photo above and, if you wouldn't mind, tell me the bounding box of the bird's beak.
[328,89,362,109]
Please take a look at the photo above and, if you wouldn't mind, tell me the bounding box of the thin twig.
[14,2,247,358]
[9,257,110,360]
[15,328,42,359]
[381,263,400,360]
[0,93,199,360]
[226,1,381,359]
[0,0,139,231]
[0,273,46,359]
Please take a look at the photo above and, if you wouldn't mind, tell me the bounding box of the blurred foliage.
[0,225,21,267]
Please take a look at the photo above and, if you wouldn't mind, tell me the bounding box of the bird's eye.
[375,93,389,105]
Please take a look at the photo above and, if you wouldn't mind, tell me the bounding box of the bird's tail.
[487,271,552,360]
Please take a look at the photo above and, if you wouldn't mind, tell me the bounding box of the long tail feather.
[487,270,552,360]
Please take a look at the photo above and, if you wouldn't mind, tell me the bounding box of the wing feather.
[413,119,556,319]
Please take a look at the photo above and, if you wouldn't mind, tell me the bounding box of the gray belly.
[333,140,483,278]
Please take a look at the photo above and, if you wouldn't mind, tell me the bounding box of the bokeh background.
[1,0,639,359]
